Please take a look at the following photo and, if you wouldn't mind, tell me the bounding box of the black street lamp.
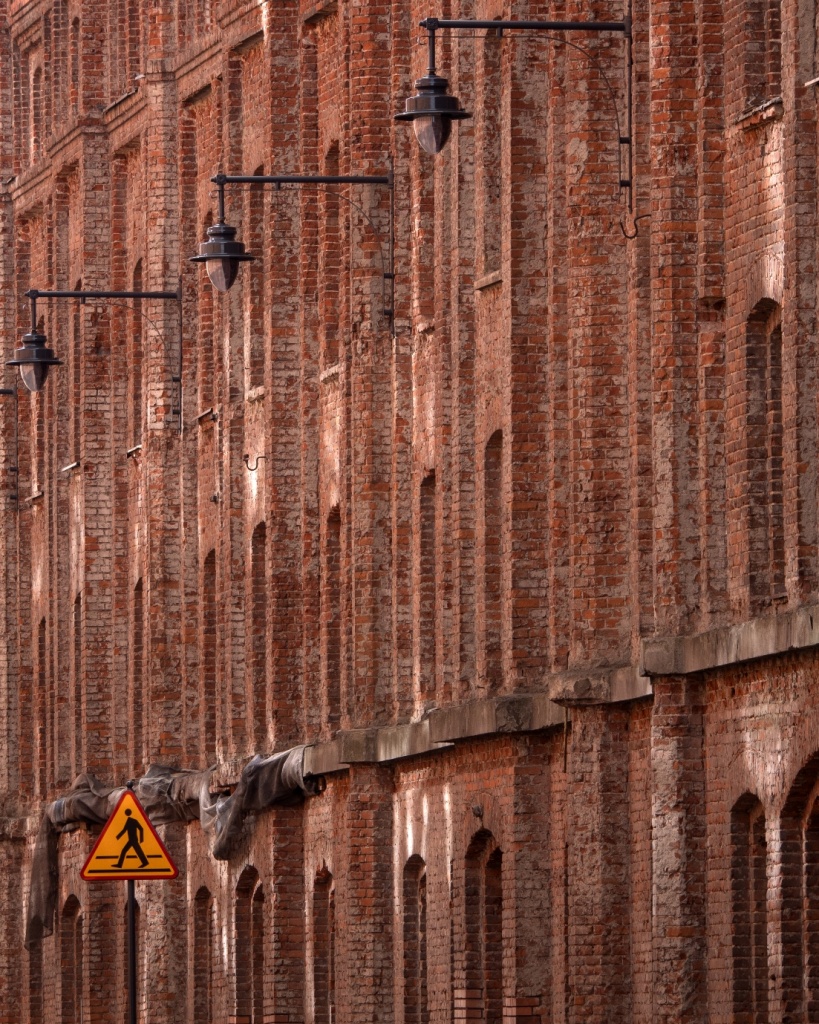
[191,171,395,323]
[393,23,470,155]
[189,179,255,292]
[7,295,61,393]
[396,16,632,176]
[8,287,182,395]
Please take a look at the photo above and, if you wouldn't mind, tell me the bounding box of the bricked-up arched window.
[193,887,213,1024]
[744,0,781,106]
[29,938,43,1024]
[417,473,436,699]
[320,142,340,368]
[31,66,42,161]
[324,509,341,730]
[478,27,502,275]
[202,549,217,765]
[73,593,83,774]
[131,578,144,774]
[246,166,265,391]
[252,885,265,1021]
[35,318,46,493]
[127,0,141,83]
[198,0,213,30]
[313,869,335,1024]
[36,617,46,794]
[804,798,819,1018]
[250,521,267,750]
[731,795,768,1022]
[745,299,784,607]
[484,432,503,691]
[236,867,265,1024]
[465,831,504,1024]
[199,214,215,409]
[61,896,83,1023]
[403,856,429,1024]
[130,260,143,447]
[69,18,80,115]
[780,755,819,1015]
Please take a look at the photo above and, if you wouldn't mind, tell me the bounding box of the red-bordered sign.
[80,790,178,882]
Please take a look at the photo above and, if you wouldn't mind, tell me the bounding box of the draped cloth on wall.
[25,746,322,948]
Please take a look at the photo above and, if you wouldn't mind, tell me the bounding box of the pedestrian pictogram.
[80,790,178,881]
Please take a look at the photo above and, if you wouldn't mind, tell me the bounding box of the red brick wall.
[2,0,819,1022]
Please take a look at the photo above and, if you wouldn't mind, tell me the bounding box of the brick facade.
[2,0,819,1021]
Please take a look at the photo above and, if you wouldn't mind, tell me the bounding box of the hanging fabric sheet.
[25,746,323,949]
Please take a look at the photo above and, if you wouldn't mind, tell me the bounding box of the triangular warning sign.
[81,790,178,881]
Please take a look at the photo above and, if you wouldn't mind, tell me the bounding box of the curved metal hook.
[243,453,267,472]
[620,212,650,239]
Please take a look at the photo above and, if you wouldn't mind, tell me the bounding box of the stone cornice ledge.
[304,694,569,776]
[642,603,819,677]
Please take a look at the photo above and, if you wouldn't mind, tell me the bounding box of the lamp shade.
[395,74,471,155]
[190,221,255,292]
[7,329,62,393]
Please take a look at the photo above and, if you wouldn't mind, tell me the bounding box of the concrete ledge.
[303,739,345,777]
[303,694,567,775]
[642,603,819,677]
[548,662,652,705]
[429,694,564,743]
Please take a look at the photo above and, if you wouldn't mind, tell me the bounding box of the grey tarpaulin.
[25,746,322,949]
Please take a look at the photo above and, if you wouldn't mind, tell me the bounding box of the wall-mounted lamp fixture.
[396,15,633,212]
[191,170,395,324]
[8,289,183,414]
[7,296,61,393]
[189,179,255,293]
[394,23,471,155]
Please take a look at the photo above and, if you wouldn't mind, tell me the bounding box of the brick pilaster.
[650,675,706,1023]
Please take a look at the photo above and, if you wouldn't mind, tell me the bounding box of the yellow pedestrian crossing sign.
[81,790,178,881]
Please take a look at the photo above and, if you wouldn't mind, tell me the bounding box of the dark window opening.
[193,888,213,1024]
[236,867,264,1024]
[403,856,429,1024]
[61,897,84,1024]
[314,869,335,1024]
[465,832,504,1024]
[731,796,768,1023]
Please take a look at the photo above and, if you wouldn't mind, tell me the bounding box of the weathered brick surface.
[3,0,819,1022]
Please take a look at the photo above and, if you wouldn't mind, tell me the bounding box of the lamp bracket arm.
[213,173,392,187]
[26,289,179,301]
[425,17,628,33]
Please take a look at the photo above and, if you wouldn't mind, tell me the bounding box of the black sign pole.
[127,879,137,1024]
